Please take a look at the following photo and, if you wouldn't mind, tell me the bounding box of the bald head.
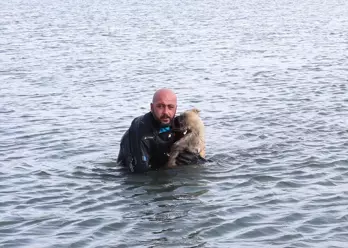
[152,88,177,104]
[151,88,177,125]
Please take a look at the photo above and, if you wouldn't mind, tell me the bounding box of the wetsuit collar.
[159,126,171,134]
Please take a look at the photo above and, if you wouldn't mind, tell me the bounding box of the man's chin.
[160,118,171,125]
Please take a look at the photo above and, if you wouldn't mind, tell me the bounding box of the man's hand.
[176,150,205,166]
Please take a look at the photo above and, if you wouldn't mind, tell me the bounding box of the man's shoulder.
[128,112,156,135]
[131,112,153,126]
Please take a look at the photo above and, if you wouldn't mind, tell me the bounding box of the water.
[1,0,348,247]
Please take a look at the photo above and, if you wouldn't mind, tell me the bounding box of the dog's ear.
[191,108,200,114]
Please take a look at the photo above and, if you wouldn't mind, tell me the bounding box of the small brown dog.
[167,108,205,168]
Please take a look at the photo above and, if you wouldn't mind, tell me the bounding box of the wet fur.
[167,108,205,168]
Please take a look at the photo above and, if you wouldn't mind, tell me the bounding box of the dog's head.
[172,108,202,134]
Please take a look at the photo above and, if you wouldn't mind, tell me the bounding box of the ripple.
[275,180,308,189]
[235,226,282,239]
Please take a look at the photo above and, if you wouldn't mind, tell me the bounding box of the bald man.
[117,88,203,173]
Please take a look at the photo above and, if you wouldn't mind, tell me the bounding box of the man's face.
[151,99,177,125]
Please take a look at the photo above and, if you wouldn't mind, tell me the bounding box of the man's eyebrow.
[156,103,175,106]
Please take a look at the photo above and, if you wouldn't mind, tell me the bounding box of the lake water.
[1,0,348,247]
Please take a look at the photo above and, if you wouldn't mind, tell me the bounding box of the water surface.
[1,0,348,247]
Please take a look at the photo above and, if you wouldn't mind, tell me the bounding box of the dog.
[167,108,205,168]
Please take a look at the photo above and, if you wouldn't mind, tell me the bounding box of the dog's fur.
[167,108,205,168]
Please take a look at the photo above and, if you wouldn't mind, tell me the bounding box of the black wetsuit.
[117,112,177,173]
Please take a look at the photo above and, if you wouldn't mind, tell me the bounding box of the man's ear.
[150,103,153,112]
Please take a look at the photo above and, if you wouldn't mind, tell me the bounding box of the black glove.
[176,150,206,166]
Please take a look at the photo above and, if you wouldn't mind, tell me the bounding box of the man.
[117,88,203,173]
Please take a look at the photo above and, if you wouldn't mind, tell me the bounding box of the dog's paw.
[166,162,177,168]
[166,157,177,168]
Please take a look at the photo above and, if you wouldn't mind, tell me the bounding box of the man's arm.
[176,150,207,165]
[118,117,151,173]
